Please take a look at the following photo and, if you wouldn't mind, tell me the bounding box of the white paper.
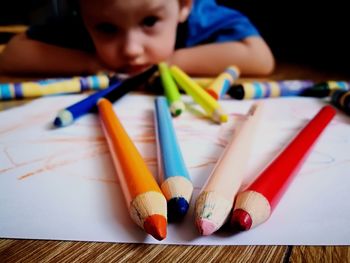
[1,93,350,245]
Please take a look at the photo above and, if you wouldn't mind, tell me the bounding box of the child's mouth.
[120,65,152,76]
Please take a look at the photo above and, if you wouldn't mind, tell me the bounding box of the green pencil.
[158,63,185,116]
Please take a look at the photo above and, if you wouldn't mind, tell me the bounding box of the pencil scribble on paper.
[1,95,350,245]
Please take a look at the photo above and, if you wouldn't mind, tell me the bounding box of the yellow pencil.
[192,78,214,88]
[169,66,228,123]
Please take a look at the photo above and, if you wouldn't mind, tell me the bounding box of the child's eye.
[142,16,159,28]
[95,23,118,34]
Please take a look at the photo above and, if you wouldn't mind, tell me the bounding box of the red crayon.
[230,105,336,231]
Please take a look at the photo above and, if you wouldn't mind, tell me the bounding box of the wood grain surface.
[0,240,288,262]
[1,240,349,262]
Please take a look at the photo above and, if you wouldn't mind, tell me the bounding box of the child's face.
[80,0,191,75]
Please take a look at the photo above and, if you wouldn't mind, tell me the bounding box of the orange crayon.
[97,98,167,240]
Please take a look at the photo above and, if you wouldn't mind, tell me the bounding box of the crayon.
[0,74,110,100]
[97,98,167,240]
[53,65,157,127]
[194,102,264,235]
[145,76,214,95]
[227,80,314,100]
[301,81,350,98]
[192,78,214,88]
[53,80,121,127]
[205,66,240,100]
[154,97,193,221]
[169,66,228,123]
[331,90,350,115]
[230,105,336,231]
[158,63,185,116]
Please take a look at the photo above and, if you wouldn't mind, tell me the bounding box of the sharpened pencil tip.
[53,110,73,127]
[167,197,189,221]
[212,108,228,123]
[196,218,218,236]
[53,117,63,127]
[230,209,252,231]
[170,101,185,117]
[220,114,228,123]
[143,214,167,240]
[172,108,182,117]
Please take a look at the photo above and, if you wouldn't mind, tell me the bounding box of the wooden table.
[1,57,349,262]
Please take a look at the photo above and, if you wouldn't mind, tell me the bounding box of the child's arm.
[0,33,105,76]
[169,36,275,77]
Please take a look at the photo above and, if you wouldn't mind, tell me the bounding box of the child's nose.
[122,31,144,60]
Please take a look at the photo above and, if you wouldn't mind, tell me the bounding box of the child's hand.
[87,55,114,75]
[166,50,182,68]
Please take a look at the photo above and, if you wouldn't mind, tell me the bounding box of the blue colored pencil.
[154,96,193,221]
[53,66,157,127]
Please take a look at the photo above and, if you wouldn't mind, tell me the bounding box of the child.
[0,0,274,77]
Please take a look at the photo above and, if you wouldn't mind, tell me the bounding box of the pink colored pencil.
[195,102,264,235]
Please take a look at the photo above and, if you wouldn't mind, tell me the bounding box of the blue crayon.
[54,66,157,127]
[154,97,193,221]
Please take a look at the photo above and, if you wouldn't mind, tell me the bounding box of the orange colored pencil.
[97,98,167,240]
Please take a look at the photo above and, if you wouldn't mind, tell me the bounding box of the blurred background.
[0,0,349,75]
[220,0,350,75]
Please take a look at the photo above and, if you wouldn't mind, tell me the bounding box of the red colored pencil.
[230,105,336,231]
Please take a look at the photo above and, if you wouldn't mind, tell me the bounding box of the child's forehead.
[80,0,175,13]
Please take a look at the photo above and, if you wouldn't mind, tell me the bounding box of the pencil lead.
[195,218,217,236]
[167,197,189,222]
[53,110,72,127]
[143,214,167,241]
[172,108,182,117]
[230,209,252,231]
[53,117,62,127]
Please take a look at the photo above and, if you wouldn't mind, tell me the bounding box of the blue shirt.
[182,0,260,47]
[27,0,260,52]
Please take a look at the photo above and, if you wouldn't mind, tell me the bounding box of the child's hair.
[50,0,79,18]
